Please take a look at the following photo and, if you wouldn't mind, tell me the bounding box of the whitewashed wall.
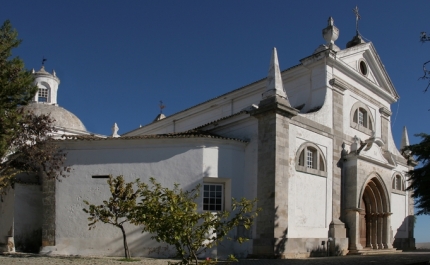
[288,125,333,238]
[391,193,408,239]
[48,137,248,258]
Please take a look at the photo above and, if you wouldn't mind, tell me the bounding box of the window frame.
[203,183,224,211]
[38,87,49,102]
[296,142,327,177]
[202,177,231,212]
[391,174,406,194]
[359,60,368,76]
[350,101,374,135]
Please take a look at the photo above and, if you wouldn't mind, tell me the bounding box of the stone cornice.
[344,152,396,170]
[250,96,298,119]
[329,78,348,95]
[379,107,392,118]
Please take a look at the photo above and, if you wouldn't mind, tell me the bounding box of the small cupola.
[32,62,60,105]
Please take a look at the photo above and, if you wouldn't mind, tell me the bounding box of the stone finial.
[314,17,340,53]
[262,47,288,100]
[322,17,340,51]
[401,126,410,149]
[52,70,56,77]
[111,123,120,137]
[401,126,412,157]
[32,68,35,74]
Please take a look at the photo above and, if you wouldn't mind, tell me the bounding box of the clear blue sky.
[2,1,429,243]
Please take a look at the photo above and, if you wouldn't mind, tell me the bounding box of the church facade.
[0,18,415,258]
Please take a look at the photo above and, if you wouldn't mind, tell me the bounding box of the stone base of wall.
[250,237,349,258]
[40,246,57,254]
[393,237,415,250]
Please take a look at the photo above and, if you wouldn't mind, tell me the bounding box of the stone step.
[348,248,402,255]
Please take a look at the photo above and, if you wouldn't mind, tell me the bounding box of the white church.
[0,17,416,258]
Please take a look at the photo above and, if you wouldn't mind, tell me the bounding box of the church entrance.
[359,177,390,249]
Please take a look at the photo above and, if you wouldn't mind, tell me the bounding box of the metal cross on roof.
[42,57,47,66]
[159,100,165,114]
[353,6,361,34]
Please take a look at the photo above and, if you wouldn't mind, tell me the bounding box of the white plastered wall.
[391,192,408,238]
[288,125,333,238]
[51,138,247,258]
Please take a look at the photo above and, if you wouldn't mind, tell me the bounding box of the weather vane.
[353,6,361,34]
[42,57,47,66]
[159,100,165,114]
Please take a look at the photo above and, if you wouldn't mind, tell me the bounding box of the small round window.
[359,61,368,75]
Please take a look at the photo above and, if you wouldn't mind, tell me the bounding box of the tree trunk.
[119,225,131,259]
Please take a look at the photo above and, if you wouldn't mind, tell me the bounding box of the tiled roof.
[59,130,248,143]
[193,110,248,130]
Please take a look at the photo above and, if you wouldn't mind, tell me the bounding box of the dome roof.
[33,66,60,83]
[24,103,86,131]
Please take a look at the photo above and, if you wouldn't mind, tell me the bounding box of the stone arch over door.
[358,175,392,250]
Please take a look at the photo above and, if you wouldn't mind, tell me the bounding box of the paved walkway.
[0,251,429,265]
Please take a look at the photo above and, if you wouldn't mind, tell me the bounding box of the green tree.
[0,20,67,192]
[83,175,141,259]
[0,20,37,156]
[405,133,430,215]
[133,178,260,265]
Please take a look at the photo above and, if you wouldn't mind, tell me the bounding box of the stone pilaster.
[330,82,348,253]
[383,213,393,249]
[250,96,297,257]
[377,214,383,249]
[379,107,391,151]
[344,208,363,250]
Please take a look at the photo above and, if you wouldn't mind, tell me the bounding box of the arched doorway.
[359,177,391,249]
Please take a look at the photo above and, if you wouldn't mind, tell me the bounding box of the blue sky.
[2,1,429,243]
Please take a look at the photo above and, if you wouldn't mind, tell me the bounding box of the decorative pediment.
[336,43,399,103]
[361,139,389,164]
[344,135,396,169]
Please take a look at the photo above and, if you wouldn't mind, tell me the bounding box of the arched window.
[350,101,374,135]
[38,87,49,102]
[392,175,405,192]
[296,142,327,176]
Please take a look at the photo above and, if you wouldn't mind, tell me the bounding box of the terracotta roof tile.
[59,130,248,143]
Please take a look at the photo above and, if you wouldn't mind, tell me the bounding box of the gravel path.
[0,254,178,265]
[1,251,430,265]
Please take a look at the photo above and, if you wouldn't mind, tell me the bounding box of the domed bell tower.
[32,65,60,105]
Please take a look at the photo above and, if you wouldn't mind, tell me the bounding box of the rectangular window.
[203,184,224,211]
[358,110,364,126]
[38,88,48,102]
[306,149,313,168]
[396,176,402,191]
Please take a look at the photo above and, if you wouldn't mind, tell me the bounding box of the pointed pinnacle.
[262,47,287,100]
